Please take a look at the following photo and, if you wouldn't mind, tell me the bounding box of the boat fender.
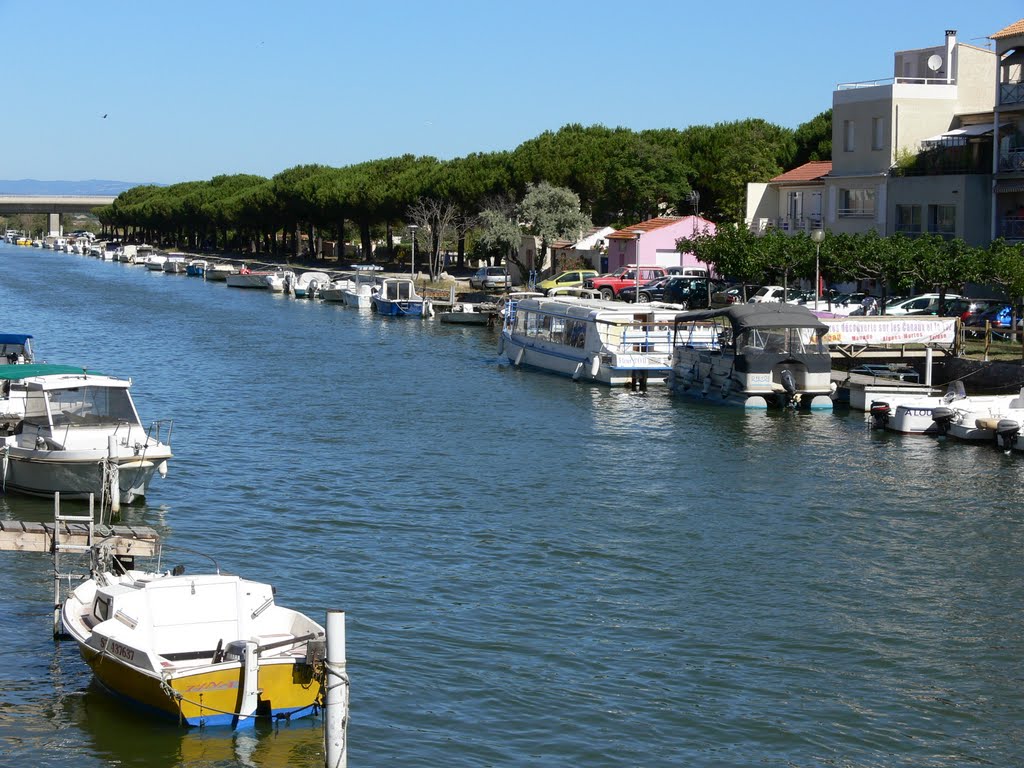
[590,355,601,378]
[702,376,712,396]
[931,406,954,436]
[497,336,505,356]
[995,419,1021,451]
[572,362,583,381]
[158,460,168,478]
[514,348,525,367]
[869,401,891,429]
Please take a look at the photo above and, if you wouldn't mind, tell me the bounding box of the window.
[928,204,956,238]
[843,120,855,152]
[839,189,875,218]
[895,204,921,233]
[872,117,885,151]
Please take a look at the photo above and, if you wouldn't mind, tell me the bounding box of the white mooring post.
[925,347,933,387]
[324,610,349,768]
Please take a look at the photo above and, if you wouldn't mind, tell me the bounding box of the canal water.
[0,241,1021,767]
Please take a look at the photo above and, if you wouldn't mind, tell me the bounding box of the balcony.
[998,216,1024,241]
[999,149,1024,173]
[893,143,992,176]
[1000,82,1024,107]
[749,216,822,235]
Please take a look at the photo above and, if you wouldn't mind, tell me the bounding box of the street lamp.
[811,229,825,311]
[408,224,418,279]
[632,230,644,303]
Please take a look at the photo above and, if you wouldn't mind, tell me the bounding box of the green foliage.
[792,110,832,166]
[518,182,591,258]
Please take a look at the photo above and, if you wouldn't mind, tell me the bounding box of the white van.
[667,266,708,279]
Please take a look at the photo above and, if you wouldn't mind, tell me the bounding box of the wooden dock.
[0,519,159,556]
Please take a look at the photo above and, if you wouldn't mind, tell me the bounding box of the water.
[1,242,1022,767]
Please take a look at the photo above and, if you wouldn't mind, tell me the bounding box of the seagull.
[101,114,108,118]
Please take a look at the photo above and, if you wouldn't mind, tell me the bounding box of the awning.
[995,180,1024,194]
[921,123,1006,144]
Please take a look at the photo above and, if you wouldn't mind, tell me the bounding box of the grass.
[962,335,1024,362]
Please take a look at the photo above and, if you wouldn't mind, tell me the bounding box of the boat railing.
[148,419,173,447]
[595,320,677,356]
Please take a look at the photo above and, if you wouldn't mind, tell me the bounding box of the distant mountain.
[0,179,149,196]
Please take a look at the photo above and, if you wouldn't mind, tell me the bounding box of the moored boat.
[340,265,383,308]
[204,262,237,281]
[0,333,34,364]
[370,277,429,316]
[225,266,275,289]
[500,295,684,386]
[61,566,325,728]
[668,304,835,408]
[288,270,331,298]
[0,364,172,505]
[438,302,496,325]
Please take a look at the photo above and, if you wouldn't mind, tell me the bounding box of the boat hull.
[2,448,167,504]
[502,334,668,386]
[371,297,425,316]
[225,274,271,289]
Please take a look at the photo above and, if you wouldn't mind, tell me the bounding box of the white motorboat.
[62,565,326,728]
[341,265,383,308]
[102,241,122,261]
[931,388,1024,444]
[144,253,169,271]
[204,262,237,281]
[870,382,1009,434]
[288,270,331,298]
[0,333,34,365]
[668,304,835,409]
[117,244,138,263]
[0,364,172,505]
[264,269,297,293]
[500,295,685,387]
[161,254,188,273]
[319,275,355,303]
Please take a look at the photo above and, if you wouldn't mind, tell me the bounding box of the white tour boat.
[668,304,835,409]
[500,295,684,387]
[0,364,172,505]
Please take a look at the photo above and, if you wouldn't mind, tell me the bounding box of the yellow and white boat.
[61,568,325,727]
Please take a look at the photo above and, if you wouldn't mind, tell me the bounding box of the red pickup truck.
[585,266,669,300]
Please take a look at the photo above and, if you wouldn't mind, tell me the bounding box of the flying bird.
[101,114,108,118]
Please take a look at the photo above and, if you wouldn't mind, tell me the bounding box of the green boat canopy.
[0,364,93,381]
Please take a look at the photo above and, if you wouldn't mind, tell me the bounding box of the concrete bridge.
[0,194,116,235]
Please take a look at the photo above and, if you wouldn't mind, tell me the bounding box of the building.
[827,29,996,243]
[604,216,715,273]
[549,226,616,272]
[746,161,831,234]
[993,19,1024,243]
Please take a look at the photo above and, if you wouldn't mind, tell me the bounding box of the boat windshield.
[735,326,825,355]
[31,386,140,427]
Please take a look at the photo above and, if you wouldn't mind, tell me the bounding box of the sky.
[1,0,1020,185]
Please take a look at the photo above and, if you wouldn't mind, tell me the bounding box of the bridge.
[0,194,116,235]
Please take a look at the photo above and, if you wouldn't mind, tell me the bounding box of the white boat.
[161,254,188,273]
[118,244,138,263]
[319,275,355,303]
[871,382,1010,434]
[62,566,325,728]
[88,242,104,258]
[204,262,237,281]
[0,333,34,364]
[0,364,172,505]
[264,269,297,293]
[225,266,275,289]
[340,265,383,308]
[438,302,496,325]
[931,388,1024,443]
[500,295,684,386]
[668,304,835,409]
[144,253,169,271]
[102,241,122,261]
[288,270,331,298]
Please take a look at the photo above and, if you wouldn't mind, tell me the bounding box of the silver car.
[470,266,511,290]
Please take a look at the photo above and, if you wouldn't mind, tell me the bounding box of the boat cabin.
[0,334,34,364]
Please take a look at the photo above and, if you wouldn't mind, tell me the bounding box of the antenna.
[927,54,943,72]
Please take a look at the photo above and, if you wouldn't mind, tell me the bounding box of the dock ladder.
[51,492,96,638]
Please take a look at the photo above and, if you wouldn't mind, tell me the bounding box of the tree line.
[95,116,831,277]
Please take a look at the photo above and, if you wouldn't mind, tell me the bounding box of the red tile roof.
[991,19,1024,39]
[607,216,686,240]
[769,160,832,184]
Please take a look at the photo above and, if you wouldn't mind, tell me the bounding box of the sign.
[824,317,956,346]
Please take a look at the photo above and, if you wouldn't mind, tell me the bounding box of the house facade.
[604,216,715,274]
[746,161,831,234]
[549,226,616,272]
[993,19,1024,243]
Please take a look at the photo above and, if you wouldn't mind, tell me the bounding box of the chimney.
[945,29,957,84]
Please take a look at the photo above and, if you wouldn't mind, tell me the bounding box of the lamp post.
[408,224,418,279]
[632,230,644,302]
[811,229,825,311]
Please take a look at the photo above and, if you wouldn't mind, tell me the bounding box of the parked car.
[748,285,804,304]
[618,276,674,303]
[469,266,511,290]
[585,265,669,300]
[536,269,599,295]
[666,265,710,279]
[710,284,760,308]
[906,297,1002,319]
[882,293,963,316]
[963,304,1022,335]
[663,278,724,309]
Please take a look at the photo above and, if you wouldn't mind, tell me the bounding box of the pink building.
[605,215,715,273]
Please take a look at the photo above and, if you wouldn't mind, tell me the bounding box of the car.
[469,266,511,290]
[710,284,760,308]
[906,297,1002,319]
[536,269,599,295]
[585,265,669,300]
[666,265,709,279]
[748,285,804,304]
[663,278,723,308]
[882,293,963,316]
[619,276,675,303]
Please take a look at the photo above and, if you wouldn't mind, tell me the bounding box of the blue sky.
[2,0,1019,184]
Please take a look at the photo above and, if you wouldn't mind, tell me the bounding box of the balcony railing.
[837,76,955,90]
[837,208,876,219]
[998,216,1024,240]
[999,149,1024,173]
[1000,82,1024,106]
[749,216,822,234]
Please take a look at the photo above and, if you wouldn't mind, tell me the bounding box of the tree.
[475,196,521,268]
[406,196,459,280]
[517,182,591,275]
[792,110,832,167]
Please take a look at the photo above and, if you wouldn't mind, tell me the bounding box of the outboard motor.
[780,369,797,394]
[869,401,891,429]
[995,419,1021,452]
[931,406,955,437]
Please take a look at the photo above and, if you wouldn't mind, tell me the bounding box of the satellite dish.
[927,54,943,72]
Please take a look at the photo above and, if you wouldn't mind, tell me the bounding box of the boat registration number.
[903,408,932,417]
[748,373,771,389]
